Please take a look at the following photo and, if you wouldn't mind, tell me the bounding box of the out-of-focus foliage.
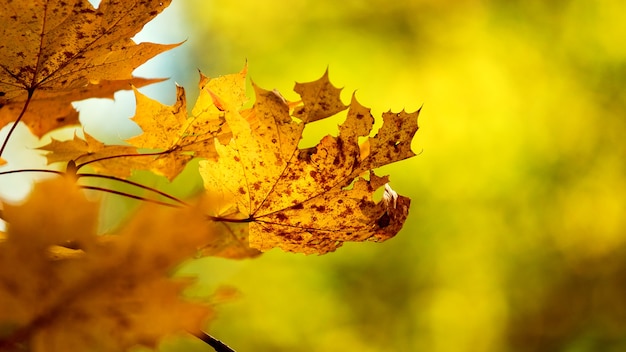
[180,0,626,351]
[0,177,213,352]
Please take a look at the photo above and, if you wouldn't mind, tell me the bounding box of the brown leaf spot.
[312,205,326,212]
[377,212,391,228]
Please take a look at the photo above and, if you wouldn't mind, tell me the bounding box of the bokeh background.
[174,1,626,351]
[2,0,626,351]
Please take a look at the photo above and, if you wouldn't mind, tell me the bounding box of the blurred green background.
[100,0,626,351]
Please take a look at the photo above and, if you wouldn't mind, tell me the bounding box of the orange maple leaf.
[0,177,214,351]
[200,70,419,255]
[0,0,178,137]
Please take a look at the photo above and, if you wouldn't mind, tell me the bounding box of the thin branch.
[0,168,189,210]
[206,215,253,223]
[194,331,236,352]
[0,168,63,176]
[77,173,189,206]
[79,185,182,208]
[75,149,172,170]
[0,89,35,158]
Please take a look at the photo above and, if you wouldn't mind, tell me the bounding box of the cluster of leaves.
[0,0,419,351]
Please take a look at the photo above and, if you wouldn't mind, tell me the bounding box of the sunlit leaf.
[200,70,419,255]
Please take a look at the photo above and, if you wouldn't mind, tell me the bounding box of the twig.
[79,186,182,208]
[0,169,62,176]
[194,331,236,352]
[77,173,189,206]
[0,89,35,158]
[74,149,171,170]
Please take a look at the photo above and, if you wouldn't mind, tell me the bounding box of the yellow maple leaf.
[0,0,177,137]
[0,177,213,351]
[37,68,249,182]
[124,68,248,180]
[199,70,419,255]
[0,77,165,139]
[37,130,156,179]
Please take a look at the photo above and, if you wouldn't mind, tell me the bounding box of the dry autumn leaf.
[0,177,213,352]
[37,69,245,181]
[123,69,250,180]
[0,77,165,140]
[0,0,178,137]
[38,130,155,179]
[199,70,419,255]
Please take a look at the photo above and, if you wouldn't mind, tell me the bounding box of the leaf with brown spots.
[0,0,177,137]
[200,70,419,255]
[0,177,214,352]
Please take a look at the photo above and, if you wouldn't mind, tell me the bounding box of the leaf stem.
[206,215,253,223]
[75,149,173,170]
[194,331,236,352]
[0,169,189,209]
[79,185,182,208]
[0,168,63,176]
[0,89,35,158]
[77,173,189,206]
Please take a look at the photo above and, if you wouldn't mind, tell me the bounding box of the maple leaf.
[0,0,178,137]
[200,70,419,255]
[0,77,165,140]
[0,177,213,351]
[37,130,157,179]
[38,67,247,181]
[123,69,246,180]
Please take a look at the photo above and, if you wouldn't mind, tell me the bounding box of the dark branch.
[0,169,63,176]
[206,215,253,223]
[194,331,236,352]
[79,185,182,208]
[0,89,35,158]
[74,149,172,170]
[77,173,189,206]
